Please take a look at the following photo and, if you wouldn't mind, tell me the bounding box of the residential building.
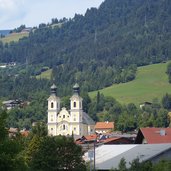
[95,121,114,133]
[135,127,171,144]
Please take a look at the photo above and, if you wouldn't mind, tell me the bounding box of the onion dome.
[50,84,57,95]
[73,83,80,95]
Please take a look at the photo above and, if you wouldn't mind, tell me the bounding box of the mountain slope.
[0,0,171,94]
[90,62,171,105]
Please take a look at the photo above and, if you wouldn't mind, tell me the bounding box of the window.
[74,127,76,131]
[51,128,53,131]
[51,102,54,108]
[74,118,76,121]
[74,102,76,107]
[63,115,65,118]
[63,125,65,130]
[57,103,58,108]
[50,115,53,121]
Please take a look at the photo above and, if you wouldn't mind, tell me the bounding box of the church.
[47,83,95,136]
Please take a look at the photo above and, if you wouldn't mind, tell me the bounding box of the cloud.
[0,0,104,29]
[0,0,27,29]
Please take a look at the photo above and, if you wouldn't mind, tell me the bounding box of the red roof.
[84,134,97,141]
[20,130,29,137]
[95,122,114,129]
[75,134,97,144]
[140,127,171,144]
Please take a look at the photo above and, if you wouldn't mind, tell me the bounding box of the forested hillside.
[0,0,171,94]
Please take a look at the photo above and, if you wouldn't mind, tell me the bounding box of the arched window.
[74,102,76,107]
[63,125,65,130]
[51,102,54,108]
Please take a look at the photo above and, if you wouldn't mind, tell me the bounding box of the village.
[3,83,171,170]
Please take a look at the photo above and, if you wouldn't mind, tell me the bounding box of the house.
[84,144,171,170]
[47,84,95,136]
[21,27,32,33]
[20,129,30,137]
[2,99,28,110]
[2,100,21,110]
[135,127,171,144]
[139,101,152,109]
[8,127,18,138]
[102,137,133,144]
[95,121,114,133]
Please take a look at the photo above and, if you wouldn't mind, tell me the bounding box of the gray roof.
[82,112,95,125]
[84,144,171,170]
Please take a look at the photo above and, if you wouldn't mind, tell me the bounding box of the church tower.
[47,84,60,136]
[70,83,83,135]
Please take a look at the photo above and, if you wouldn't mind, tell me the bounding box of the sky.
[0,0,104,30]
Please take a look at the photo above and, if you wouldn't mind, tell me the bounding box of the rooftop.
[95,122,114,129]
[135,127,171,144]
[84,144,171,170]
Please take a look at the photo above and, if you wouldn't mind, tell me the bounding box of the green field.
[89,62,171,105]
[36,69,52,80]
[0,32,29,44]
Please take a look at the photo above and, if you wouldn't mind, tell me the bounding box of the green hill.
[89,62,171,105]
[36,69,52,80]
[0,32,29,44]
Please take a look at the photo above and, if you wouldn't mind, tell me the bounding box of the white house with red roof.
[95,121,114,133]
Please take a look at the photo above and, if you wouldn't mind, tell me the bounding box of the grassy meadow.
[89,62,171,105]
[36,69,52,80]
[0,32,29,44]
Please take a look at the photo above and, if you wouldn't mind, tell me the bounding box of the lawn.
[0,32,29,44]
[89,62,171,105]
[36,69,52,80]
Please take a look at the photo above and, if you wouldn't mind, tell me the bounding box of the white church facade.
[47,83,95,136]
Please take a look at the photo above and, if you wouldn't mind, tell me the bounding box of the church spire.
[50,84,57,95]
[73,83,80,95]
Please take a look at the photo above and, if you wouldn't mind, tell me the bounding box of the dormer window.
[74,102,76,108]
[51,102,54,108]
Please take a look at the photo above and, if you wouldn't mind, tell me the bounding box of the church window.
[50,115,53,121]
[74,118,76,121]
[51,102,54,108]
[57,103,58,108]
[74,127,76,131]
[51,128,53,131]
[63,125,65,130]
[74,102,76,107]
[63,115,65,118]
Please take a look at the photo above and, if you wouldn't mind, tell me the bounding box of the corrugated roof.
[140,127,171,144]
[95,122,114,129]
[84,144,171,170]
